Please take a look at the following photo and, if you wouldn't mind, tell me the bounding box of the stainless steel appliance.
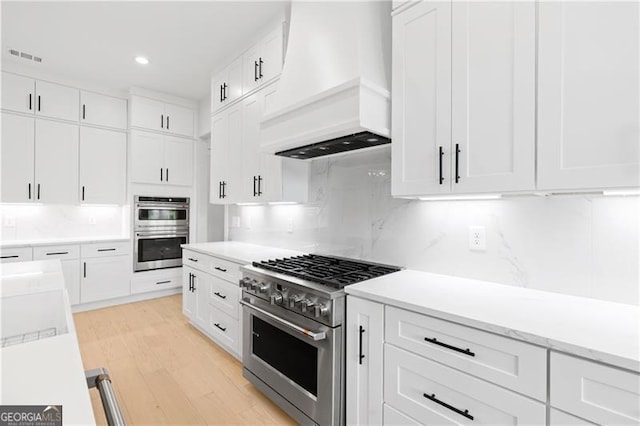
[240,255,401,425]
[133,196,189,272]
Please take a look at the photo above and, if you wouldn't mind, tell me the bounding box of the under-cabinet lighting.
[135,56,149,65]
[602,189,640,197]
[268,202,299,205]
[3,271,44,279]
[418,194,502,201]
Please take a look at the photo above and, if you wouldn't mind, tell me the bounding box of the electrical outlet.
[88,216,97,225]
[287,217,294,233]
[469,226,486,251]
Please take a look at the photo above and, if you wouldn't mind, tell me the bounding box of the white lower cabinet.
[80,243,130,304]
[0,247,33,263]
[550,409,596,426]
[384,404,422,426]
[550,352,640,425]
[384,344,545,424]
[346,296,384,425]
[33,245,81,305]
[182,249,243,358]
[131,268,182,295]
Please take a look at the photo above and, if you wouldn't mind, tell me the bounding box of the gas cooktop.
[252,254,401,289]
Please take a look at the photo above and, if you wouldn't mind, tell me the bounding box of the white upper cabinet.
[210,102,243,203]
[1,72,79,122]
[537,2,640,190]
[80,91,127,130]
[451,1,535,193]
[392,1,536,197]
[130,95,194,138]
[34,119,79,204]
[130,130,193,186]
[79,127,127,204]
[212,57,244,113]
[242,26,284,93]
[210,112,230,202]
[1,113,35,203]
[392,0,452,196]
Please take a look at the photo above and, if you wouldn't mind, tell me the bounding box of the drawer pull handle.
[358,326,366,365]
[97,248,116,252]
[187,257,198,262]
[214,291,227,300]
[214,323,227,332]
[424,337,475,357]
[423,393,474,420]
[46,251,69,256]
[156,280,171,285]
[1,255,19,259]
[214,266,227,272]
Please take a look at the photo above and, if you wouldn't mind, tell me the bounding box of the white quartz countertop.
[182,241,305,264]
[0,260,96,425]
[1,236,130,249]
[345,269,640,373]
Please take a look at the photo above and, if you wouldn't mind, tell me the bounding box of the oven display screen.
[138,209,187,221]
[252,316,318,396]
[137,237,186,262]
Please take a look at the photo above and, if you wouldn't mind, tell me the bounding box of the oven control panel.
[240,276,332,321]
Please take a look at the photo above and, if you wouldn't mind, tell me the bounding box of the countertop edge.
[1,237,131,248]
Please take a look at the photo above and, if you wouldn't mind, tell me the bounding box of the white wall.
[228,148,640,306]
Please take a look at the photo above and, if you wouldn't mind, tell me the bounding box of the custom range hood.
[260,1,392,159]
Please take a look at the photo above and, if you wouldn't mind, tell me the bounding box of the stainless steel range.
[240,255,401,425]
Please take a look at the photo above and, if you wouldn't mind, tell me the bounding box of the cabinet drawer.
[207,307,239,353]
[550,351,640,425]
[550,408,596,425]
[0,247,32,263]
[384,404,422,425]
[131,270,182,295]
[33,245,79,260]
[384,344,546,425]
[81,241,130,258]
[207,257,240,282]
[209,276,239,318]
[385,306,546,400]
[183,250,208,272]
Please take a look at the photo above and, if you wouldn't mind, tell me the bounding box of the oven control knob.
[313,304,329,318]
[270,293,283,305]
[258,283,269,293]
[288,295,301,308]
[240,277,252,288]
[300,299,314,313]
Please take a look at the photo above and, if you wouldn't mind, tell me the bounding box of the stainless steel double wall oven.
[133,196,189,272]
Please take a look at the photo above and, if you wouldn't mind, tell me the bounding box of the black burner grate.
[252,254,401,288]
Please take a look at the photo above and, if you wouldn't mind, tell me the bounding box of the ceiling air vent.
[8,49,42,63]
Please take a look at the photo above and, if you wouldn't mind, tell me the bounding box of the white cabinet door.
[131,96,165,132]
[259,26,284,84]
[225,103,244,203]
[392,0,452,196]
[241,92,263,200]
[550,409,596,426]
[80,91,127,130]
[346,296,384,426]
[210,112,229,203]
[242,44,261,95]
[211,70,226,113]
[164,137,193,186]
[193,270,211,327]
[226,56,244,103]
[81,256,130,303]
[34,119,79,204]
[1,72,35,114]
[130,130,165,184]
[1,113,35,203]
[451,2,535,193]
[79,127,127,204]
[35,80,79,122]
[538,2,640,190]
[164,103,194,137]
[61,259,80,305]
[183,266,197,319]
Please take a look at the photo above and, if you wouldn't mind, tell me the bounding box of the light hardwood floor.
[73,294,296,425]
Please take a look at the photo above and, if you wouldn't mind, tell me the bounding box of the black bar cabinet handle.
[165,168,169,182]
[97,248,116,252]
[214,291,227,300]
[214,266,227,273]
[358,326,365,365]
[222,181,227,198]
[259,57,264,78]
[83,262,87,278]
[254,60,259,81]
[166,116,169,130]
[187,257,198,262]
[424,337,475,357]
[438,146,444,185]
[455,143,460,183]
[219,85,223,102]
[187,273,192,291]
[46,252,69,256]
[82,104,86,120]
[423,393,474,420]
[192,274,196,292]
[161,114,164,129]
[253,176,257,197]
[223,83,228,100]
[37,95,41,111]
[1,255,19,259]
[29,93,32,110]
[160,168,163,182]
[258,175,263,196]
[156,280,171,285]
[37,184,40,200]
[82,186,85,201]
[28,183,31,200]
[214,323,227,332]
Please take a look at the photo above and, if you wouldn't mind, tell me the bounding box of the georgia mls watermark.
[0,405,62,426]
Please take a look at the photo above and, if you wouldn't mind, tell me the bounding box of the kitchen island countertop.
[181,241,305,264]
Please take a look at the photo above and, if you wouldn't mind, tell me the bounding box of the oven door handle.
[135,232,188,237]
[240,300,327,342]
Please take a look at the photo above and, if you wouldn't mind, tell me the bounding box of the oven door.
[135,204,189,228]
[134,229,188,272]
[241,295,342,426]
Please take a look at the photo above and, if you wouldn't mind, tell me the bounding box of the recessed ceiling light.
[135,56,149,65]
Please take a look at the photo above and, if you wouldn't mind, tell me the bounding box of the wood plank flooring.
[73,295,296,425]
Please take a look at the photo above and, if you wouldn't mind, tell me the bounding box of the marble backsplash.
[0,204,129,242]
[229,148,640,306]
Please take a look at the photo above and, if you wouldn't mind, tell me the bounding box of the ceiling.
[1,1,289,100]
